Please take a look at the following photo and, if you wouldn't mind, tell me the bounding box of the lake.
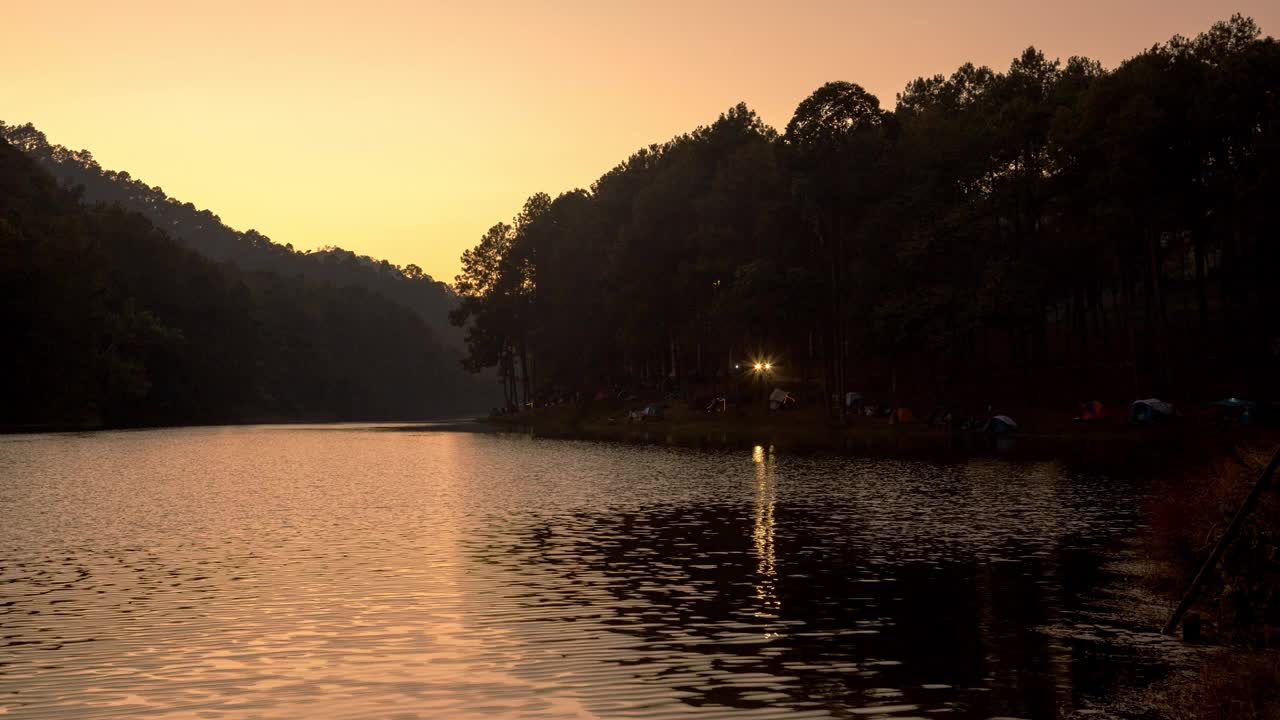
[0,424,1182,718]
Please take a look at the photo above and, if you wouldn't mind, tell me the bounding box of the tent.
[1210,397,1255,425]
[890,407,914,424]
[989,415,1018,433]
[1130,399,1174,424]
[642,403,664,419]
[1078,400,1106,422]
[1209,397,1255,409]
[769,388,795,410]
[845,392,864,410]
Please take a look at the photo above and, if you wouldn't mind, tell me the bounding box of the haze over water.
[1,425,1172,718]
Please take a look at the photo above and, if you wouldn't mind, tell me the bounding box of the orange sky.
[4,1,1276,283]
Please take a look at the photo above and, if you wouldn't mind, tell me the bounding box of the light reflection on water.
[752,445,778,617]
[0,425,1167,718]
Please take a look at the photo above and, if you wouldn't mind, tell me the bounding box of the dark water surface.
[0,425,1177,718]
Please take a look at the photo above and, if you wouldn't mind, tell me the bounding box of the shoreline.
[0,416,489,436]
[478,403,1267,468]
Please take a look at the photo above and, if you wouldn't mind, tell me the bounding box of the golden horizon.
[5,0,1276,283]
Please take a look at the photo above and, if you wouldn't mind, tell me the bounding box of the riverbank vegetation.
[1147,650,1280,720]
[453,16,1280,419]
[0,138,489,427]
[484,393,1183,461]
[1141,442,1280,718]
[1147,444,1280,646]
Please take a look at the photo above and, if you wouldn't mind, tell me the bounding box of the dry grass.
[1144,652,1280,720]
[1138,443,1280,718]
[1143,444,1280,645]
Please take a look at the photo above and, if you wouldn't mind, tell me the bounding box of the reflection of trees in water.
[465,453,1144,717]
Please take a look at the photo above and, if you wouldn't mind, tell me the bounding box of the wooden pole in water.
[1162,444,1280,635]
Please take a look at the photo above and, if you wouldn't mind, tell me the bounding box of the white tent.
[769,388,794,410]
[1133,398,1174,415]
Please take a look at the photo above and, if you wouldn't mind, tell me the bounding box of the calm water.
[0,425,1177,719]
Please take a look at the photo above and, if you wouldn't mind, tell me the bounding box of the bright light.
[754,363,763,371]
[764,363,772,370]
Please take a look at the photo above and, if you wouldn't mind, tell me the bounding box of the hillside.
[1,137,491,427]
[0,121,464,351]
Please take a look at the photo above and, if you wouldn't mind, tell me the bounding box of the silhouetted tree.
[447,16,1280,412]
[0,137,492,427]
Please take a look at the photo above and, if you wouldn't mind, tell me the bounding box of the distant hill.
[0,135,494,427]
[0,121,463,351]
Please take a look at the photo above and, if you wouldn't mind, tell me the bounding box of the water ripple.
[0,426,1157,718]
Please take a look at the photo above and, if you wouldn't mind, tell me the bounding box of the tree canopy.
[1,138,492,427]
[452,16,1280,412]
[0,122,465,352]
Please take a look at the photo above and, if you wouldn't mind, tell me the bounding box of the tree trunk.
[1078,288,1090,371]
[499,362,510,412]
[832,216,846,419]
[1194,229,1210,337]
[519,339,531,409]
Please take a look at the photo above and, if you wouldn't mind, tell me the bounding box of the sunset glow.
[5,3,1280,713]
[5,0,1276,282]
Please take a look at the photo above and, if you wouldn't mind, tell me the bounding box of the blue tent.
[1210,397,1255,425]
[1209,397,1254,409]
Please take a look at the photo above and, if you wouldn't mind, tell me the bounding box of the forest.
[0,121,464,349]
[0,136,491,427]
[453,16,1280,415]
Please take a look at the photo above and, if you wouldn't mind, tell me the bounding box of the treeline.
[1,138,488,427]
[0,121,462,350]
[453,16,1280,413]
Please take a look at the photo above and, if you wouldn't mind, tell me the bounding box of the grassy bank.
[1127,442,1280,718]
[482,399,1261,467]
[1145,651,1280,720]
[1145,444,1280,645]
